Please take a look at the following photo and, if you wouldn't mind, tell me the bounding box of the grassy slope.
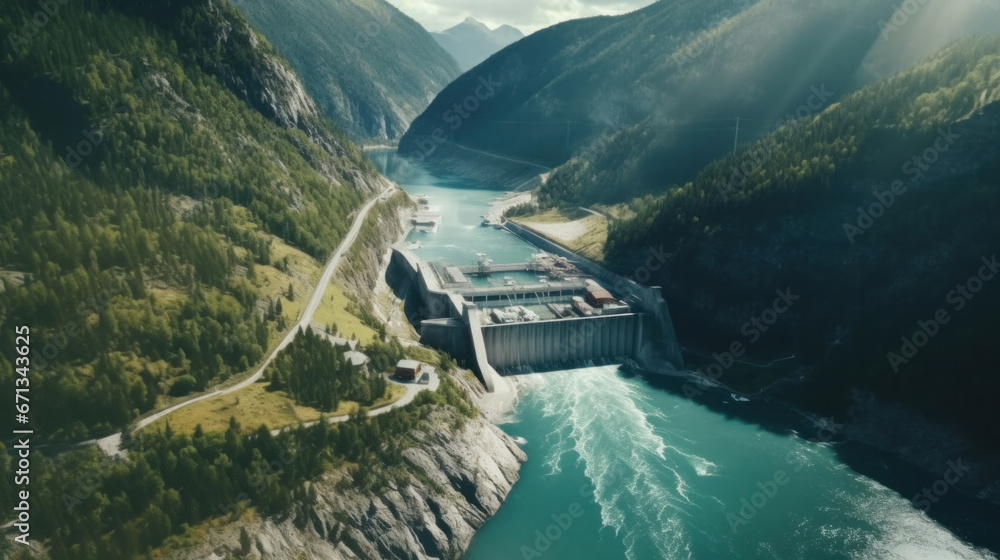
[148,381,407,435]
[512,208,608,261]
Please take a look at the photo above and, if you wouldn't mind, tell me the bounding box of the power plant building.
[395,359,422,380]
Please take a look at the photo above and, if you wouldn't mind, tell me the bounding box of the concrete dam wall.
[391,248,465,320]
[481,314,644,371]
[503,222,683,369]
[419,318,470,361]
[389,242,678,391]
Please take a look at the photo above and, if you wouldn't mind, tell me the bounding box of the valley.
[372,150,1000,560]
[2,0,1000,558]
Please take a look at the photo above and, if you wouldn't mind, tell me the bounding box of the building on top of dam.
[427,250,634,325]
[391,230,684,392]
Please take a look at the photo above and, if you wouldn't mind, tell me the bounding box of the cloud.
[386,0,656,34]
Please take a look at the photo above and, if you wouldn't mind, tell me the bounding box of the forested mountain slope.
[0,3,528,559]
[401,0,908,189]
[0,0,386,443]
[606,38,1000,454]
[538,0,1000,206]
[232,0,462,142]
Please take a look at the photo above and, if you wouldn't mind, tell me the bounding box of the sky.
[385,0,657,34]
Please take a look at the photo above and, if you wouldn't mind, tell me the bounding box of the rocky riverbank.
[482,191,533,225]
[177,399,525,560]
[163,184,531,560]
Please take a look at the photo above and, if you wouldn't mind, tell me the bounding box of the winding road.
[578,206,607,219]
[93,189,395,456]
[269,369,441,436]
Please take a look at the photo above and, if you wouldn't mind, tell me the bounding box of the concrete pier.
[465,303,501,392]
[419,318,470,360]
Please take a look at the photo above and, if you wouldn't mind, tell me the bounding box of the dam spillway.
[480,313,644,371]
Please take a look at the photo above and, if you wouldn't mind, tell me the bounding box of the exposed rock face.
[333,413,525,560]
[181,409,524,560]
[843,390,1000,506]
[336,192,415,301]
[232,0,461,142]
[225,20,388,196]
[116,0,386,196]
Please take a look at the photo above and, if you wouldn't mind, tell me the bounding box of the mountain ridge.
[402,0,910,190]
[431,16,525,71]
[0,0,382,445]
[232,0,461,142]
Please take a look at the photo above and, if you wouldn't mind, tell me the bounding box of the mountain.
[605,37,1000,454]
[540,0,1000,207]
[0,0,388,446]
[401,0,901,188]
[432,17,524,71]
[0,1,522,558]
[401,0,998,194]
[232,0,461,142]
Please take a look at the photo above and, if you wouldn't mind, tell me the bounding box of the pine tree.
[239,527,253,557]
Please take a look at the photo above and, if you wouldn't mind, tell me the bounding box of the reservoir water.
[369,150,999,560]
[370,150,538,266]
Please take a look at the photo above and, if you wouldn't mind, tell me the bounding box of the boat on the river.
[412,194,441,232]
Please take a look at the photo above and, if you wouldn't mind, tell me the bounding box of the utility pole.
[733,116,740,153]
[566,121,571,158]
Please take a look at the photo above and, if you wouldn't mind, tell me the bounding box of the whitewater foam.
[488,366,996,560]
[529,366,697,560]
[852,477,997,560]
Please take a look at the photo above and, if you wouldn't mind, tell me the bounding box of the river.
[368,150,999,560]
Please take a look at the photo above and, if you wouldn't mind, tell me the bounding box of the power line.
[433,115,770,169]
[469,121,753,133]
[733,116,740,153]
[473,116,762,126]
[444,141,553,171]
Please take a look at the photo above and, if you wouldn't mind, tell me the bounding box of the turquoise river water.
[369,150,999,560]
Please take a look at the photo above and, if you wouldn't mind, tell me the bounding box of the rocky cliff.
[232,0,461,142]
[104,0,384,195]
[337,191,416,302]
[176,400,525,560]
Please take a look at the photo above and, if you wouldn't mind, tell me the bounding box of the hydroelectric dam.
[389,222,683,391]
